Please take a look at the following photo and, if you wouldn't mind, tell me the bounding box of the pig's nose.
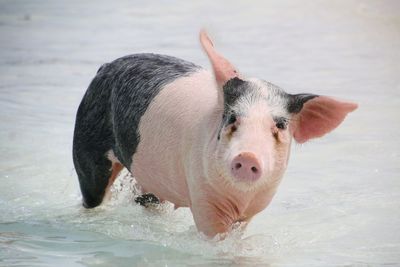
[231,152,262,182]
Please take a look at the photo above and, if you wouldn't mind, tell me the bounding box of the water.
[1,0,399,266]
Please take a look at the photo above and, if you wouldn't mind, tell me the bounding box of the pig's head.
[200,30,358,191]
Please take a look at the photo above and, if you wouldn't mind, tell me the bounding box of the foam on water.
[0,170,285,266]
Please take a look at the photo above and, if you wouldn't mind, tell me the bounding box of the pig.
[72,30,357,237]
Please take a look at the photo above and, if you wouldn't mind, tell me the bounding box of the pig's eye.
[227,114,237,125]
[275,117,288,130]
[276,122,286,130]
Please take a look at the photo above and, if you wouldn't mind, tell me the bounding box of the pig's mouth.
[215,165,268,192]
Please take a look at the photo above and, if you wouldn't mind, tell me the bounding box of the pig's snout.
[231,152,262,182]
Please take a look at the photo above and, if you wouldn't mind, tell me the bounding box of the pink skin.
[231,152,263,182]
[291,96,358,143]
[199,30,240,86]
[110,31,358,237]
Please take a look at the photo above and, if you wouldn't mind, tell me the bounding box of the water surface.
[1,0,399,266]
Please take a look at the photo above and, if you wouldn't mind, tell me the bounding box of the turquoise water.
[1,0,399,266]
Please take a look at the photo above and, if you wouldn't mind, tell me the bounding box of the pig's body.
[131,69,218,208]
[74,54,278,235]
[131,69,281,234]
[73,53,201,208]
[73,31,357,237]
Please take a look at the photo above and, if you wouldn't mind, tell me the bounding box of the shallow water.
[1,0,399,266]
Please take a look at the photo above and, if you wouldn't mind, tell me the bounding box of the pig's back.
[102,53,202,169]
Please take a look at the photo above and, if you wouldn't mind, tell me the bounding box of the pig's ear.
[288,94,358,144]
[199,30,239,86]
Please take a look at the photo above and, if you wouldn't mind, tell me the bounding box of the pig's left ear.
[288,94,358,144]
[199,30,240,86]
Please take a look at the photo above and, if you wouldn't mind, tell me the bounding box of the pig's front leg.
[190,189,248,237]
[190,202,231,237]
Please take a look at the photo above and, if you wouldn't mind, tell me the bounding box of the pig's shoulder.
[103,53,202,167]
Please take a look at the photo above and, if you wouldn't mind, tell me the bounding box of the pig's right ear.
[199,30,240,87]
[288,94,358,144]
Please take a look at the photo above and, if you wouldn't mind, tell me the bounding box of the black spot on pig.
[287,94,318,114]
[222,77,252,108]
[109,54,201,168]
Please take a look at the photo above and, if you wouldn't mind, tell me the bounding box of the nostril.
[251,166,258,173]
[231,152,263,181]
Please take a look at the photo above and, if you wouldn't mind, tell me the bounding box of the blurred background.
[0,0,399,266]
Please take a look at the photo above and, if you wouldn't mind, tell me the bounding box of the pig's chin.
[227,170,285,193]
[232,171,275,192]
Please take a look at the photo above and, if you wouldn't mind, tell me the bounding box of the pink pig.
[73,30,358,237]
